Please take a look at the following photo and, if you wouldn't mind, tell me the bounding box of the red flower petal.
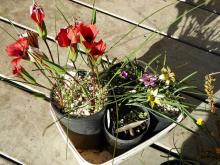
[56,28,71,47]
[78,23,98,43]
[67,25,81,45]
[6,37,29,58]
[89,40,106,59]
[30,3,45,25]
[11,58,22,75]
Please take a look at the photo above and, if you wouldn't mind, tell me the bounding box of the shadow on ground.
[138,0,220,164]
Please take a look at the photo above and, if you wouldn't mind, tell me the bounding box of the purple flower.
[120,71,128,78]
[139,73,157,87]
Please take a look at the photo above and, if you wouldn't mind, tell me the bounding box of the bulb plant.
[5,2,109,118]
[111,57,197,125]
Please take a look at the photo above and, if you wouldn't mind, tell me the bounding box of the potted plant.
[4,2,110,148]
[104,104,150,155]
[100,60,149,154]
[119,57,197,133]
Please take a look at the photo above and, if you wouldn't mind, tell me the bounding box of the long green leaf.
[178,71,197,84]
[91,9,96,24]
[127,103,197,134]
[21,69,37,84]
[41,58,66,75]
[174,86,196,94]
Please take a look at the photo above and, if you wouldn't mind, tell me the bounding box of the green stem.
[34,62,54,85]
[44,40,55,63]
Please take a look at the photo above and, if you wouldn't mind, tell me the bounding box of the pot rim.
[104,104,151,142]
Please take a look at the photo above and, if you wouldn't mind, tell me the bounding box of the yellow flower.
[147,89,163,108]
[159,66,175,85]
[196,118,204,126]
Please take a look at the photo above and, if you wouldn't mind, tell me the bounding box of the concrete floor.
[0,0,220,164]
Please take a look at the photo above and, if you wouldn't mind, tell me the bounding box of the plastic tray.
[50,106,184,165]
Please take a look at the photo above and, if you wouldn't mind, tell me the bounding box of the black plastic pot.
[103,105,150,154]
[51,100,106,149]
[50,69,107,149]
[51,102,106,135]
[102,61,144,97]
[149,112,172,133]
[149,110,181,133]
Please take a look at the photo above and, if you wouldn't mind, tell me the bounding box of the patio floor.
[0,0,220,164]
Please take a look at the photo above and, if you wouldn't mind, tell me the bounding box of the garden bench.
[0,0,219,164]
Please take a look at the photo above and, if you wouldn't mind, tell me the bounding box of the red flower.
[30,3,45,26]
[6,37,29,59]
[56,27,71,47]
[11,58,22,75]
[56,23,100,52]
[78,23,98,46]
[56,25,81,47]
[67,25,81,45]
[88,40,106,59]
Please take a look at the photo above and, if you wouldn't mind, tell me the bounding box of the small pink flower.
[120,71,128,78]
[140,73,157,87]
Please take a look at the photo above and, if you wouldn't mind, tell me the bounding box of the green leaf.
[91,9,96,24]
[174,86,196,94]
[163,54,167,67]
[37,22,47,40]
[68,47,77,62]
[95,56,102,65]
[178,71,197,84]
[41,58,66,75]
[128,103,197,134]
[20,70,37,84]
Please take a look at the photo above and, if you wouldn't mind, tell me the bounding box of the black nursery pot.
[149,110,180,134]
[51,99,106,149]
[103,105,150,155]
[102,61,144,96]
[149,112,172,133]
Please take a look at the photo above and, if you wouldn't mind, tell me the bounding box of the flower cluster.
[115,62,177,109]
[5,2,108,115]
[116,61,195,121]
[6,31,40,75]
[56,22,106,60]
[6,3,45,76]
[138,67,175,108]
[6,37,28,75]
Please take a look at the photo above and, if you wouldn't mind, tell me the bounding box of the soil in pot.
[104,104,150,155]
